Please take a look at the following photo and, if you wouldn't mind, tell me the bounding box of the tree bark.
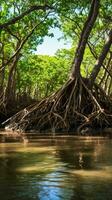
[90,29,112,87]
[4,42,21,104]
[70,0,99,79]
[0,42,5,92]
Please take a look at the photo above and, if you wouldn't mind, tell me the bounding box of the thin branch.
[5,27,20,41]
[0,4,53,30]
[88,42,112,78]
[0,13,50,72]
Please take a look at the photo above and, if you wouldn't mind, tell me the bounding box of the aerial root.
[3,77,112,134]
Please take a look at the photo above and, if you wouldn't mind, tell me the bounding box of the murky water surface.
[0,136,112,200]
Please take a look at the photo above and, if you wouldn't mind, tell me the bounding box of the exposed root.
[3,77,112,134]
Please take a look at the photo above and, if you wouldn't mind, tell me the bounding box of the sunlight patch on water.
[0,143,56,153]
[16,163,61,173]
[13,146,55,153]
[71,167,112,179]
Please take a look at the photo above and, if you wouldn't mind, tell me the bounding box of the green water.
[0,137,112,200]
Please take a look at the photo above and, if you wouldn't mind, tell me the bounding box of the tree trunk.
[70,0,99,79]
[0,42,5,92]
[90,29,112,86]
[4,53,20,104]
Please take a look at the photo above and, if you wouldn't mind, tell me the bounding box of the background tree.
[0,0,56,111]
[1,0,112,132]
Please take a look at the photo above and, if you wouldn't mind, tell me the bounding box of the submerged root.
[3,77,112,134]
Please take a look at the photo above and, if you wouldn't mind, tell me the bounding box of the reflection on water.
[0,136,112,200]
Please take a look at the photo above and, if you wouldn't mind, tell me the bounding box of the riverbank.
[0,128,112,143]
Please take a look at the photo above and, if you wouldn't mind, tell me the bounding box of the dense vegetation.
[0,0,112,133]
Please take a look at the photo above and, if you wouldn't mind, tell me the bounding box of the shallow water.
[0,136,112,200]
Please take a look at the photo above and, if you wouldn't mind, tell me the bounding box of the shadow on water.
[0,136,112,200]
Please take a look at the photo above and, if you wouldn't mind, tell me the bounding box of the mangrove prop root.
[3,77,112,134]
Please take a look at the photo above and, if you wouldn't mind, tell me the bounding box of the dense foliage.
[17,53,70,99]
[0,0,112,123]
